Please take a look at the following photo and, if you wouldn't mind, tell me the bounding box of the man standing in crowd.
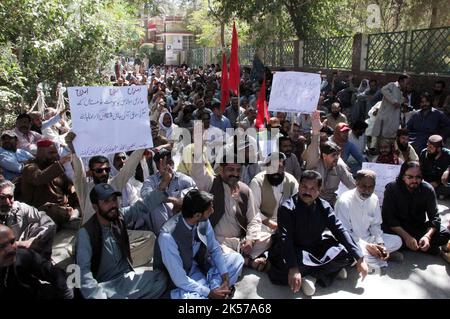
[372,75,411,140]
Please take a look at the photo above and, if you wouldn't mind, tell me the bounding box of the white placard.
[268,71,321,114]
[361,162,401,205]
[68,86,153,157]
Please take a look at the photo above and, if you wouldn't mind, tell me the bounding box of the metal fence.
[187,26,449,75]
[366,27,449,75]
[303,36,353,70]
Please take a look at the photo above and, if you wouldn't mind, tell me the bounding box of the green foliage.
[0,0,143,114]
[186,0,250,48]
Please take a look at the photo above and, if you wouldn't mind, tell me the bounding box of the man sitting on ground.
[76,183,168,299]
[335,170,403,272]
[268,170,368,296]
[0,179,56,259]
[155,189,244,299]
[382,161,450,256]
[0,224,73,299]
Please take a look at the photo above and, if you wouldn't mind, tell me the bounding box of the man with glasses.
[382,161,450,255]
[65,132,145,224]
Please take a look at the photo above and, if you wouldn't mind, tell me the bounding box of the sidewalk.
[234,201,450,299]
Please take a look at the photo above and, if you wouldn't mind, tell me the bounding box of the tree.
[186,0,250,48]
[0,0,144,129]
[215,0,352,40]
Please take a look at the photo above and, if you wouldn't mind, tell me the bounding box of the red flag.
[220,53,229,112]
[255,78,269,129]
[228,22,240,96]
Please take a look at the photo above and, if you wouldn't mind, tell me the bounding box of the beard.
[0,204,12,214]
[331,112,339,119]
[93,175,109,184]
[267,172,285,186]
[224,175,240,188]
[99,207,119,222]
[397,142,408,151]
[427,152,437,159]
[37,158,54,168]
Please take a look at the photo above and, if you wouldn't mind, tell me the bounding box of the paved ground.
[234,201,450,299]
[51,200,449,299]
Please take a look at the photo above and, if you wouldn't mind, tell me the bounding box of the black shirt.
[0,248,73,299]
[419,148,450,184]
[382,181,441,234]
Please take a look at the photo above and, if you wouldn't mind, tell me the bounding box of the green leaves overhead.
[0,0,143,112]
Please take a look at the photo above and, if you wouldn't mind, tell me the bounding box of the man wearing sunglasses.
[65,132,145,225]
[382,161,450,256]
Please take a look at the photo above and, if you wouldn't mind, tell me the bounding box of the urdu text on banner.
[67,86,153,157]
[268,71,321,114]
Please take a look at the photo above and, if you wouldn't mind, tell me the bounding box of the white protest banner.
[68,86,152,157]
[268,71,321,114]
[362,162,401,205]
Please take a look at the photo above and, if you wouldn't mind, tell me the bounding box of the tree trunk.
[429,5,438,28]
[220,21,225,48]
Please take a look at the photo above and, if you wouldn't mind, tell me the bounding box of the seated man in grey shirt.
[76,183,168,299]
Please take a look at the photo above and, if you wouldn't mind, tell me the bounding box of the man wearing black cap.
[75,183,168,299]
[419,134,450,198]
[0,130,34,181]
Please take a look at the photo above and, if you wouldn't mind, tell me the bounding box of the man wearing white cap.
[419,134,450,198]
